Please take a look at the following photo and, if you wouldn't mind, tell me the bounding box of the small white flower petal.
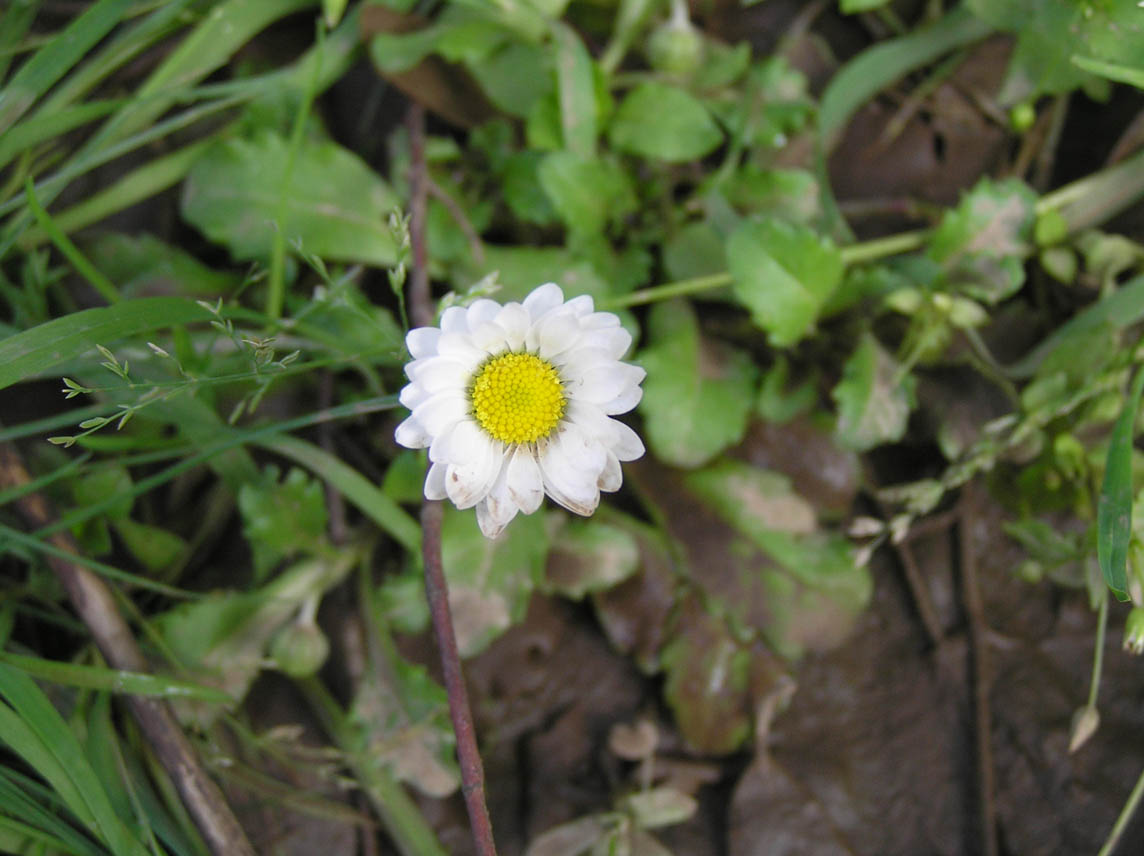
[565,294,595,316]
[394,415,430,449]
[466,298,501,328]
[523,282,564,319]
[612,420,645,460]
[410,390,468,437]
[425,462,447,500]
[437,331,486,363]
[599,451,622,492]
[409,358,471,394]
[478,462,520,537]
[581,311,622,329]
[601,383,644,416]
[505,447,544,514]
[470,321,509,354]
[406,327,440,359]
[531,313,581,358]
[440,306,469,333]
[579,326,632,359]
[399,382,429,411]
[566,363,646,407]
[432,419,485,465]
[538,437,599,516]
[494,303,530,351]
[445,432,503,509]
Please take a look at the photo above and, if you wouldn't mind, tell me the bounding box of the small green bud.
[270,621,330,678]
[646,20,705,76]
[1124,606,1144,655]
[1009,102,1036,134]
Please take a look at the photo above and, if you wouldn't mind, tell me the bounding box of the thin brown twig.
[958,482,998,856]
[0,440,255,856]
[892,538,945,649]
[406,100,498,856]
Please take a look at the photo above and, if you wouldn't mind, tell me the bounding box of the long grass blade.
[1097,365,1144,601]
[0,652,233,703]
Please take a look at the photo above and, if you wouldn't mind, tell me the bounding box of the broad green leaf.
[967,0,1144,97]
[662,221,725,282]
[553,22,598,157]
[831,332,915,452]
[84,233,238,297]
[238,466,329,580]
[0,297,212,393]
[0,0,132,136]
[463,245,610,303]
[726,218,843,347]
[608,82,723,162]
[1072,54,1144,90]
[637,300,757,468]
[1098,366,1144,601]
[841,0,890,11]
[502,151,559,225]
[71,463,133,521]
[0,652,231,703]
[537,151,635,236]
[927,177,1037,304]
[468,41,552,118]
[441,506,548,657]
[112,518,187,574]
[544,518,640,599]
[181,131,400,266]
[723,166,820,224]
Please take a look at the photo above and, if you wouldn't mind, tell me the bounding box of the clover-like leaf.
[831,332,915,452]
[608,82,723,162]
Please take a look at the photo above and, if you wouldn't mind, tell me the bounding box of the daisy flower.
[394,283,646,538]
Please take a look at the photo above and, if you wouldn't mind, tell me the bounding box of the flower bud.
[271,621,330,678]
[1124,606,1144,655]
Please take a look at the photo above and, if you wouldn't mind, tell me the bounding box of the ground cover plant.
[2,0,1144,853]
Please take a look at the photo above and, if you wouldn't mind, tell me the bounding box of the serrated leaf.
[181,131,399,265]
[726,218,843,347]
[441,506,548,657]
[927,177,1037,304]
[831,332,915,452]
[637,300,757,468]
[608,82,723,162]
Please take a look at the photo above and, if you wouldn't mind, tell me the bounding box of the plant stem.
[1099,762,1144,856]
[1086,588,1109,710]
[420,500,498,856]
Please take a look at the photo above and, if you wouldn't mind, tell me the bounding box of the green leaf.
[637,300,757,468]
[181,131,400,266]
[831,332,915,452]
[553,22,598,157]
[238,466,329,580]
[441,506,548,658]
[84,233,239,297]
[537,151,635,236]
[112,518,187,574]
[662,221,726,282]
[544,518,640,599]
[0,297,212,393]
[71,463,133,521]
[840,0,890,11]
[726,218,843,347]
[1098,366,1144,601]
[502,151,559,225]
[967,0,1144,97]
[1072,54,1144,90]
[608,82,723,162]
[927,177,1037,304]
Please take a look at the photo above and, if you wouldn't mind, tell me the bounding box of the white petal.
[537,436,599,516]
[466,299,501,328]
[566,362,646,406]
[494,303,530,351]
[409,358,471,394]
[399,382,429,411]
[523,282,564,319]
[437,331,486,363]
[470,321,509,354]
[530,313,581,358]
[425,462,447,500]
[431,418,484,465]
[564,400,618,445]
[406,327,440,359]
[598,451,622,492]
[394,415,430,449]
[505,447,544,514]
[579,326,632,359]
[440,306,469,333]
[601,383,644,416]
[612,420,645,460]
[445,433,504,509]
[556,347,616,377]
[410,390,468,436]
[478,462,520,537]
[565,294,595,316]
[581,311,621,329]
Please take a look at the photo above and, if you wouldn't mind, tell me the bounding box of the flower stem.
[1086,587,1109,710]
[1099,761,1144,856]
[421,499,498,856]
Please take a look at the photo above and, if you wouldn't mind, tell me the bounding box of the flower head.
[395,283,646,538]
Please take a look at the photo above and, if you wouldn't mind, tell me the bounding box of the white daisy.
[394,283,646,538]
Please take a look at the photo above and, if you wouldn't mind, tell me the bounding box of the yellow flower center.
[470,352,565,445]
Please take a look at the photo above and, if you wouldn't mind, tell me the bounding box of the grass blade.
[0,652,233,703]
[0,0,39,84]
[24,179,120,303]
[0,296,212,393]
[0,0,133,136]
[1098,365,1144,601]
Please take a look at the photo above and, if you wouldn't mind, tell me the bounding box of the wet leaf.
[546,518,641,600]
[726,218,843,347]
[238,466,328,581]
[608,83,723,162]
[927,177,1037,304]
[181,130,400,265]
[831,332,915,452]
[1098,365,1144,600]
[637,300,757,468]
[442,505,548,657]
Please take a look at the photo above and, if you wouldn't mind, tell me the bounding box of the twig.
[0,440,255,856]
[406,101,498,855]
[958,482,998,856]
[893,538,945,649]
